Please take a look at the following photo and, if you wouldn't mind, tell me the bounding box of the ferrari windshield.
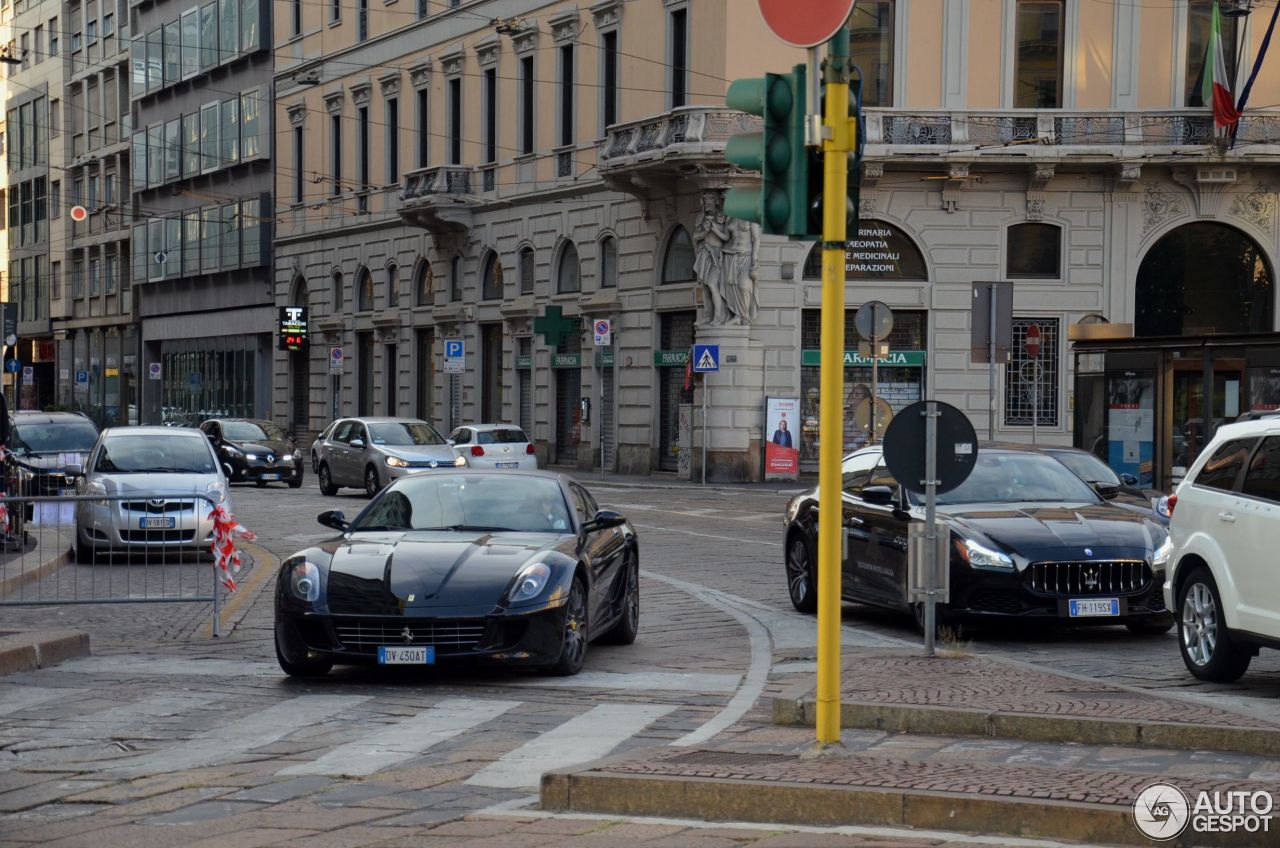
[367,421,446,447]
[223,420,286,441]
[352,474,572,533]
[928,452,1102,506]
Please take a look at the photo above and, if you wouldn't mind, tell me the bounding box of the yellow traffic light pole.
[816,25,853,747]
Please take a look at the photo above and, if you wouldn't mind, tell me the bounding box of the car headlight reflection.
[385,456,409,468]
[510,562,551,603]
[958,538,1015,571]
[205,481,227,505]
[290,561,321,602]
[1152,536,1173,568]
[453,455,467,467]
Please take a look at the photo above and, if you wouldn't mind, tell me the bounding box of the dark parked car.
[273,470,639,677]
[5,411,100,539]
[782,445,1174,634]
[200,418,304,488]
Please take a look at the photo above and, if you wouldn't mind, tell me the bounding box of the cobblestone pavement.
[0,473,1277,847]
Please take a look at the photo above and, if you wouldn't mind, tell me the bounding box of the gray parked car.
[69,426,228,563]
[312,417,464,498]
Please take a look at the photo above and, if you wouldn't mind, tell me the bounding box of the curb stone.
[0,629,90,676]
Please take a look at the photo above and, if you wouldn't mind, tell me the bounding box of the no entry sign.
[1025,323,1042,358]
[757,0,857,47]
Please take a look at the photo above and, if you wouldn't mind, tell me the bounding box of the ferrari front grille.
[334,618,487,653]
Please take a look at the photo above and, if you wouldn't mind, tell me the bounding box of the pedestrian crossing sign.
[692,344,720,373]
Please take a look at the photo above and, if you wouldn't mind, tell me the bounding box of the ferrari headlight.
[1152,536,1173,568]
[453,455,467,467]
[385,456,409,468]
[959,538,1015,571]
[290,561,321,602]
[510,562,551,603]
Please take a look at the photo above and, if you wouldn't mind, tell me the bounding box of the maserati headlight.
[385,456,409,468]
[510,562,551,603]
[1152,536,1173,568]
[453,455,467,467]
[290,561,321,602]
[958,538,1015,571]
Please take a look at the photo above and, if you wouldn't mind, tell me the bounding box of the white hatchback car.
[448,424,538,470]
[1163,416,1280,681]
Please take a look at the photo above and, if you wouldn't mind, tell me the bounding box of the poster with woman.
[765,397,800,480]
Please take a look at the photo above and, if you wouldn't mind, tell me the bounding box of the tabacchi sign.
[278,306,309,352]
[1133,782,1273,840]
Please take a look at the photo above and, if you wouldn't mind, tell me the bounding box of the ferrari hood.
[324,530,570,614]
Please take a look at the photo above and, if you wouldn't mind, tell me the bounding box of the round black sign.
[882,400,979,495]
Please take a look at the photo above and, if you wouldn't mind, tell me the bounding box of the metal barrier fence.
[0,492,224,636]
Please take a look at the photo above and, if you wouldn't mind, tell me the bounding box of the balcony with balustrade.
[398,165,478,235]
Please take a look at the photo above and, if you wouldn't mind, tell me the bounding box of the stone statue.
[722,215,760,325]
[693,191,730,324]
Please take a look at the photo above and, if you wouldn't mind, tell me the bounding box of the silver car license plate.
[377,646,434,664]
[1068,598,1119,617]
[495,462,519,469]
[140,517,177,530]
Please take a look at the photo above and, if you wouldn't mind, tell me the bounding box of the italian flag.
[1202,2,1241,129]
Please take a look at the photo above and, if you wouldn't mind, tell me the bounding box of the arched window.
[414,260,433,306]
[1007,223,1061,278]
[802,221,928,280]
[518,247,535,295]
[450,256,462,301]
[599,237,617,288]
[1136,222,1274,337]
[356,267,374,312]
[386,263,400,307]
[557,242,581,293]
[331,270,344,310]
[481,251,504,301]
[661,226,695,283]
[289,274,309,308]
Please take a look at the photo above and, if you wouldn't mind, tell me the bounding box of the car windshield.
[1045,450,1121,487]
[477,428,528,445]
[222,421,285,441]
[94,435,216,474]
[351,474,572,533]
[367,421,445,447]
[10,421,98,455]
[928,452,1102,506]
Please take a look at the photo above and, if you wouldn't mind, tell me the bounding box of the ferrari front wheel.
[547,578,588,676]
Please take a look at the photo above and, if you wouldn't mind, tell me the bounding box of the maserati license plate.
[140,517,176,530]
[377,646,435,664]
[1068,598,1120,617]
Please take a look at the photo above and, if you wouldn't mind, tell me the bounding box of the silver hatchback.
[313,417,464,498]
[71,426,228,562]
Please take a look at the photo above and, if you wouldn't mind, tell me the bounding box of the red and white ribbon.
[0,445,9,533]
[208,504,256,592]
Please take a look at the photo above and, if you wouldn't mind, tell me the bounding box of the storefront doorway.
[657,311,696,472]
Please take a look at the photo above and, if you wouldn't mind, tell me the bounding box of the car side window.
[351,424,368,444]
[575,484,599,516]
[841,452,879,495]
[1241,436,1280,503]
[332,421,353,443]
[569,484,592,524]
[866,461,900,495]
[452,429,469,445]
[1193,437,1257,492]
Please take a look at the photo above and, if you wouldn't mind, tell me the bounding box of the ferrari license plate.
[377,646,435,664]
[495,462,519,469]
[140,516,176,530]
[260,472,280,481]
[1069,598,1120,617]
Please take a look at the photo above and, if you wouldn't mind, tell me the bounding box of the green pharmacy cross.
[533,305,581,347]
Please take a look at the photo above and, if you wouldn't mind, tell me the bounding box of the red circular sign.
[69,205,88,222]
[757,0,857,48]
[1025,324,1042,357]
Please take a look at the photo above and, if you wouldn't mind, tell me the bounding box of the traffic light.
[723,65,808,236]
[802,79,862,240]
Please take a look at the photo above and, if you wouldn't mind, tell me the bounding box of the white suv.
[1163,416,1280,681]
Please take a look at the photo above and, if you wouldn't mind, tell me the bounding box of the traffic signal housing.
[804,79,863,240]
[723,65,808,237]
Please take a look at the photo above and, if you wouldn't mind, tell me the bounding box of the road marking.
[55,656,279,677]
[507,671,740,693]
[0,686,85,717]
[88,695,368,777]
[278,697,519,777]
[465,703,675,789]
[631,523,782,547]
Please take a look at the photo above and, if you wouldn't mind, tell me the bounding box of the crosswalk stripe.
[89,695,369,777]
[277,697,520,777]
[507,671,739,693]
[465,702,676,789]
[0,686,85,717]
